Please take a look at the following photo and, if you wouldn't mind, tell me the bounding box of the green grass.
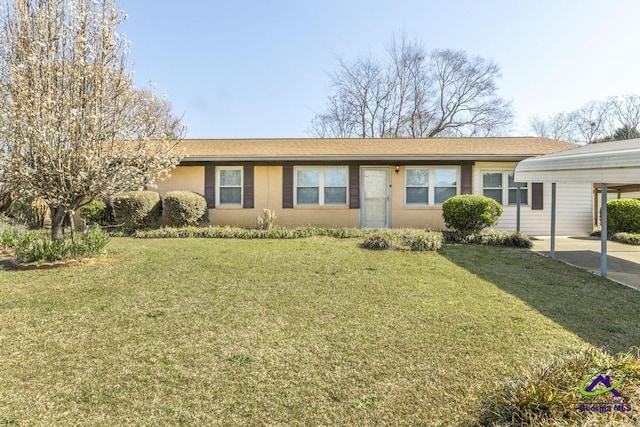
[0,238,638,426]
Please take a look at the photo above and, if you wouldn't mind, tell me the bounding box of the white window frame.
[508,172,528,206]
[294,166,349,206]
[216,166,243,206]
[404,166,460,206]
[405,167,430,206]
[482,171,529,206]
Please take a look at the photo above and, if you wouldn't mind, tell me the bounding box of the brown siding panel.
[531,183,544,210]
[282,165,294,208]
[204,165,215,208]
[349,165,360,209]
[460,162,473,194]
[243,165,254,209]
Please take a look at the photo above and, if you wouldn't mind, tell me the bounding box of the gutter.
[180,155,533,163]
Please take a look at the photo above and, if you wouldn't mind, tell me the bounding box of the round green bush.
[442,194,503,234]
[607,198,640,233]
[111,191,162,228]
[163,191,208,227]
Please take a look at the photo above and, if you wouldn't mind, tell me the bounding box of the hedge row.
[443,230,533,248]
[136,226,529,251]
[612,232,640,245]
[361,230,443,252]
[80,191,208,229]
[134,226,368,239]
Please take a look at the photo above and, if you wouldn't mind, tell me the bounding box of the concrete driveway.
[531,236,640,290]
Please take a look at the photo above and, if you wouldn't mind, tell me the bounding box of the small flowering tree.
[0,0,186,240]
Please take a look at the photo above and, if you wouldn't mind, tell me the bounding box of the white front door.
[361,167,390,228]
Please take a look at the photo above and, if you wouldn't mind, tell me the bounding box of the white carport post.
[516,183,521,232]
[600,184,607,278]
[550,183,556,258]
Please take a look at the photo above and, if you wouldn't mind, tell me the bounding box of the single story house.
[155,137,594,235]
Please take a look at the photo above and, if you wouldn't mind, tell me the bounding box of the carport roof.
[514,139,640,184]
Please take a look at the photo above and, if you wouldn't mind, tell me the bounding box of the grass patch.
[0,238,638,425]
[478,347,640,426]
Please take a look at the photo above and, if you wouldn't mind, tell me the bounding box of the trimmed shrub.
[361,233,394,250]
[477,347,640,426]
[607,198,640,233]
[79,200,114,226]
[442,194,503,234]
[409,232,442,251]
[163,191,207,227]
[111,191,162,228]
[445,230,533,248]
[612,232,640,245]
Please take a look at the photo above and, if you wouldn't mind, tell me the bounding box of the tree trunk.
[68,211,76,256]
[50,206,66,241]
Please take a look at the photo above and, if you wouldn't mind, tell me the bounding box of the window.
[434,169,457,204]
[482,172,503,204]
[483,171,529,206]
[295,166,348,206]
[217,167,242,205]
[508,172,528,205]
[405,167,458,205]
[405,168,429,204]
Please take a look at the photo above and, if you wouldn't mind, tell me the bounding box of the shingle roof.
[179,137,576,162]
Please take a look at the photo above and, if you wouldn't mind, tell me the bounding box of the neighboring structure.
[155,137,593,235]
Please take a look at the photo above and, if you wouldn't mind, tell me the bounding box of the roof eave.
[180,155,535,163]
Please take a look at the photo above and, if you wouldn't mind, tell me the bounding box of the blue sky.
[120,0,640,139]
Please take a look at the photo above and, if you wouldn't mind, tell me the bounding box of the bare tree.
[529,93,640,143]
[570,101,610,143]
[529,113,575,142]
[610,94,640,132]
[310,34,513,138]
[0,0,186,240]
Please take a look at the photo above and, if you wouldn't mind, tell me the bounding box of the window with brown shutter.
[349,165,360,209]
[531,183,544,210]
[243,165,254,209]
[282,165,294,209]
[204,166,215,208]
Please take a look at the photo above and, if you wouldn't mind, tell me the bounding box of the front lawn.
[0,238,638,425]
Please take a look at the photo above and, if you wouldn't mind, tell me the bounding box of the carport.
[513,139,640,279]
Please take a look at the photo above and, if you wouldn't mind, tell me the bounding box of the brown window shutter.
[460,162,473,194]
[243,165,254,208]
[282,165,294,208]
[531,183,544,210]
[204,166,215,208]
[349,165,360,209]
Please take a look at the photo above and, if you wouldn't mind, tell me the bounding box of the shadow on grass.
[441,244,640,354]
[0,256,15,271]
